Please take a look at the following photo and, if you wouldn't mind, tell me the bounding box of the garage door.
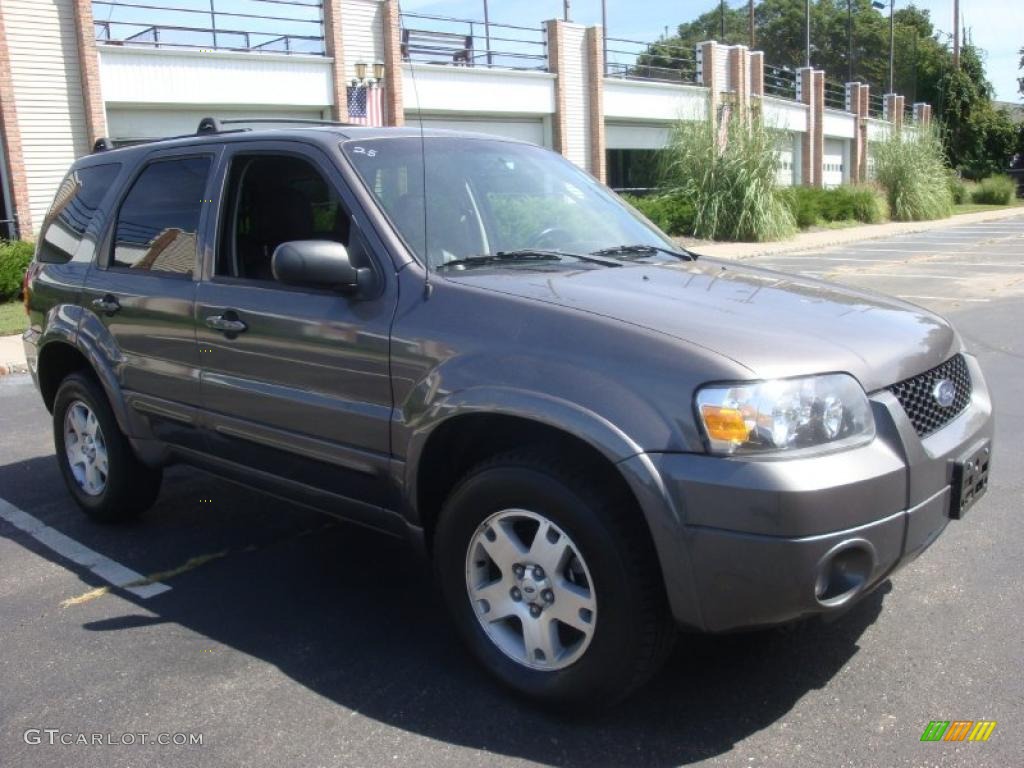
[106,108,328,143]
[776,134,797,187]
[824,138,846,188]
[411,116,547,147]
[606,123,671,151]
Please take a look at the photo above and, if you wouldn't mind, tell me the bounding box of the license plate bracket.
[949,441,991,519]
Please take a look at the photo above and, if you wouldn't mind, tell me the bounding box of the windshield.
[342,137,676,269]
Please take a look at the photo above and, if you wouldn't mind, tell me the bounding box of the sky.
[400,0,1023,102]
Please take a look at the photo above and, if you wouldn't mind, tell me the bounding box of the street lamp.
[804,0,810,67]
[870,0,893,93]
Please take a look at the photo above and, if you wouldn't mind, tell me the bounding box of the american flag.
[347,84,384,126]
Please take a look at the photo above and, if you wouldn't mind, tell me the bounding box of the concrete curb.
[0,333,27,377]
[679,206,1024,261]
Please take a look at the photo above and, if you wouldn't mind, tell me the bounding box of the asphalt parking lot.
[2,214,1022,768]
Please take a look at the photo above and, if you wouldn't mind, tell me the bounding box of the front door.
[194,142,397,510]
[79,148,218,448]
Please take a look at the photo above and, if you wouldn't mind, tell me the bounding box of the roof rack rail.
[197,116,356,135]
[92,137,115,153]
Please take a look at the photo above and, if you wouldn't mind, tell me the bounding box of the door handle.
[205,313,247,335]
[91,294,120,315]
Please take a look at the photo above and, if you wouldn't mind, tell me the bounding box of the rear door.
[79,147,219,447]
[194,140,397,509]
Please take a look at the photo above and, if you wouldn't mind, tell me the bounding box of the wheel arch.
[405,391,703,630]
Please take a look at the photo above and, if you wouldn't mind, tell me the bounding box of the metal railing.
[399,12,547,71]
[604,38,697,84]
[868,92,885,118]
[92,0,325,55]
[763,64,797,100]
[824,80,847,111]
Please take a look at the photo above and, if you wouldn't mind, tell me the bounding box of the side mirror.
[271,240,375,295]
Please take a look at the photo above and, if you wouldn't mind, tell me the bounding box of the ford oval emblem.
[933,379,956,408]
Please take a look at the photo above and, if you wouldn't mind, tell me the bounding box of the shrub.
[0,240,34,302]
[782,185,888,229]
[970,175,1016,205]
[660,109,796,242]
[782,187,821,228]
[872,128,954,221]
[948,173,973,204]
[621,193,695,236]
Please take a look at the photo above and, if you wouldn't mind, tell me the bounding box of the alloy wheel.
[465,508,597,671]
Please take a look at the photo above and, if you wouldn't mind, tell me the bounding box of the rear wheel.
[53,372,162,523]
[434,450,675,706]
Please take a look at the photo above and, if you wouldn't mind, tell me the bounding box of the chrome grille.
[887,354,972,437]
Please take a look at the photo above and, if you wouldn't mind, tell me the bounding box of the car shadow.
[0,454,888,767]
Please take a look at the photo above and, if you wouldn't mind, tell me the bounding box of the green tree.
[1019,45,1023,97]
[935,45,1016,177]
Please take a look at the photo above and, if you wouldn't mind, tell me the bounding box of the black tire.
[434,449,675,706]
[53,371,162,523]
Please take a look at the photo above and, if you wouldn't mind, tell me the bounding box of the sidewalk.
[679,205,1024,260]
[0,332,27,376]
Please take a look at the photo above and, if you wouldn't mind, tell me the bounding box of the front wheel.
[434,451,675,706]
[53,372,162,523]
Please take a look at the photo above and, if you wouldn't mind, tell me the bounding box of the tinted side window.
[113,157,211,276]
[217,154,351,281]
[38,163,121,264]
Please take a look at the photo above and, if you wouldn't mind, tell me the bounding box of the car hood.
[444,258,959,392]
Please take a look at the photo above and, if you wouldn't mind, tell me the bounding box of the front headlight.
[696,374,875,455]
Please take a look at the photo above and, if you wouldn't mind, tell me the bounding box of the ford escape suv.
[23,120,993,705]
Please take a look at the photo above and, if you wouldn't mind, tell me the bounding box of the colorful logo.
[920,720,997,742]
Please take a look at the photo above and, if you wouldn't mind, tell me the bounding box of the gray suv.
[23,120,993,705]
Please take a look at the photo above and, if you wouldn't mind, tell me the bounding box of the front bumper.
[637,354,994,632]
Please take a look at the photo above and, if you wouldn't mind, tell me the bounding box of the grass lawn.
[0,300,26,336]
[953,201,1024,215]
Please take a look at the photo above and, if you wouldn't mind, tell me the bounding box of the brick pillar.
[728,45,750,123]
[382,0,404,127]
[546,20,568,158]
[846,82,863,183]
[0,10,32,237]
[914,102,931,127]
[799,68,824,187]
[71,0,107,147]
[812,71,824,187]
[585,26,606,182]
[748,51,764,99]
[697,41,720,131]
[323,0,347,122]
[858,83,870,181]
[884,93,902,132]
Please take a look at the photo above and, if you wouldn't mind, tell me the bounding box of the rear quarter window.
[37,163,121,264]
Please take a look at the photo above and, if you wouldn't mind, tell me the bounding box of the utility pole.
[847,0,853,81]
[482,0,492,67]
[601,0,607,74]
[563,0,571,22]
[888,0,895,93]
[720,0,726,39]
[805,0,811,67]
[749,0,755,48]
[952,0,960,67]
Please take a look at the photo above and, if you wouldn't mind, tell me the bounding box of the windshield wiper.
[590,244,697,261]
[437,249,623,270]
[436,250,562,270]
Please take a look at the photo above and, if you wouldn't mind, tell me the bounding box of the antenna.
[401,0,431,299]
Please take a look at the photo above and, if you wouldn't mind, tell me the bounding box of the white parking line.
[0,498,171,599]
[897,295,991,302]
[797,272,969,279]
